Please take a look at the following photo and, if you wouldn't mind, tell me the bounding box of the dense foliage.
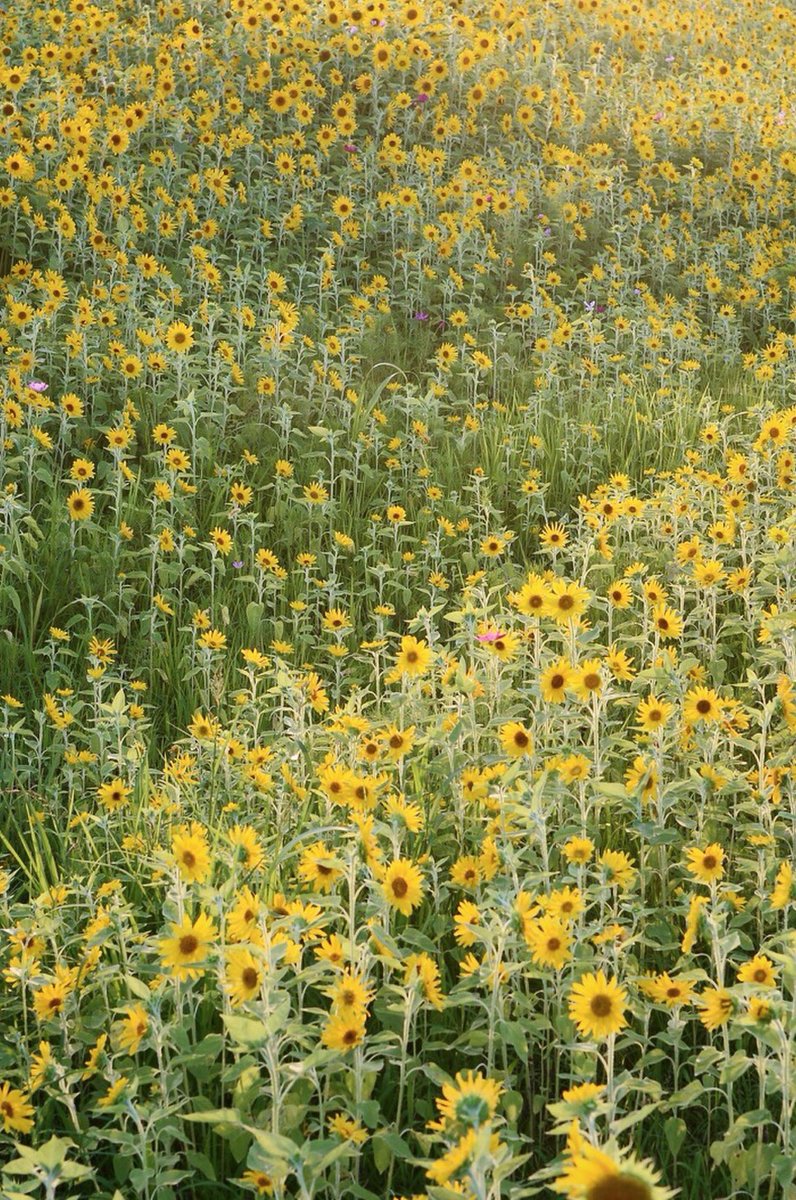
[1,0,795,1198]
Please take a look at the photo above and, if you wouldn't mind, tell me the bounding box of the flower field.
[2,0,796,1196]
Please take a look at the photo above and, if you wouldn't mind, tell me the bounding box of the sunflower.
[32,980,69,1022]
[116,1005,149,1055]
[209,527,232,555]
[683,686,723,725]
[481,630,521,662]
[328,1112,368,1144]
[298,841,343,894]
[453,899,481,947]
[426,1128,480,1187]
[0,1083,34,1134]
[158,912,217,980]
[70,457,95,482]
[315,934,347,969]
[624,756,658,801]
[599,850,636,890]
[552,1121,673,1199]
[548,579,591,625]
[393,635,433,678]
[685,843,725,883]
[568,971,628,1040]
[358,733,382,765]
[481,534,505,556]
[556,755,591,785]
[382,858,424,916]
[347,772,386,812]
[450,855,481,889]
[226,887,262,943]
[172,825,212,884]
[737,954,778,988]
[607,644,636,681]
[698,987,734,1030]
[165,320,194,353]
[225,947,264,1006]
[434,1071,503,1129]
[67,487,94,520]
[97,777,132,811]
[404,952,445,1009]
[241,1170,275,1195]
[322,607,351,632]
[607,579,632,608]
[540,521,568,550]
[321,1011,366,1052]
[525,915,572,970]
[562,836,594,865]
[512,572,549,616]
[636,694,673,732]
[383,724,415,760]
[326,970,374,1015]
[499,720,533,757]
[543,886,583,922]
[165,447,191,472]
[681,893,709,953]
[572,659,603,702]
[651,602,682,639]
[647,973,695,1007]
[228,824,265,871]
[693,559,725,588]
[28,1043,55,1093]
[770,861,794,909]
[187,710,220,740]
[540,658,572,703]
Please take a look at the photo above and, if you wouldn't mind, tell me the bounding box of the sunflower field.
[1,0,796,1197]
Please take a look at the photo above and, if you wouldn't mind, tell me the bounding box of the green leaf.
[223,997,290,1047]
[185,1150,217,1180]
[669,1079,703,1105]
[497,1019,528,1057]
[184,1109,241,1125]
[719,1053,752,1085]
[664,1116,686,1156]
[249,1129,300,1162]
[246,601,264,632]
[611,1102,660,1134]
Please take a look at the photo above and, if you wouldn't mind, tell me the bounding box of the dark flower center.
[590,994,613,1017]
[587,1176,652,1200]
